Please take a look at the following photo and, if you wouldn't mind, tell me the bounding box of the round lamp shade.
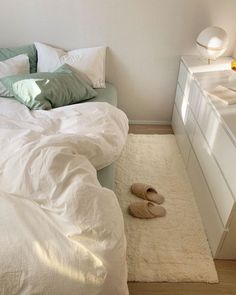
[196,26,228,61]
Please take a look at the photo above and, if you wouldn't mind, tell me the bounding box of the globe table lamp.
[196,26,229,64]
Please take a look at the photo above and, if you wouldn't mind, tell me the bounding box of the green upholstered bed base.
[89,82,117,190]
[97,165,114,191]
[89,82,117,106]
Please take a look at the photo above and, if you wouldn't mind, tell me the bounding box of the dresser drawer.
[172,105,191,165]
[175,84,188,123]
[178,61,192,96]
[210,123,236,199]
[197,95,236,198]
[187,149,225,257]
[185,107,196,144]
[188,81,202,119]
[192,125,234,226]
[218,211,236,259]
[197,93,217,141]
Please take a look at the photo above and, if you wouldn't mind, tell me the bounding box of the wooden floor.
[127,124,236,295]
[129,124,173,135]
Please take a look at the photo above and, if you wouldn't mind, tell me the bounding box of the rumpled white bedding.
[0,98,129,295]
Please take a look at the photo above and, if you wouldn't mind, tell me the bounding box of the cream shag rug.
[115,134,218,283]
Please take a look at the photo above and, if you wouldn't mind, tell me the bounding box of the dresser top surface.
[182,55,236,145]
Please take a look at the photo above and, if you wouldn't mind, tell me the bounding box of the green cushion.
[0,44,37,73]
[1,64,97,110]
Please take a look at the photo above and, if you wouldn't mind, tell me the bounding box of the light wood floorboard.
[129,124,173,134]
[127,124,236,295]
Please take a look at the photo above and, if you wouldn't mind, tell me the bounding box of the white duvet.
[0,98,129,295]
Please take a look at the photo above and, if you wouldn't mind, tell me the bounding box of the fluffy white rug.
[115,134,218,283]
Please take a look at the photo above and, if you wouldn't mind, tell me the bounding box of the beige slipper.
[128,201,166,219]
[131,183,164,204]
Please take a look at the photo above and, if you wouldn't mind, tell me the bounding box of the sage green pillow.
[0,44,37,73]
[1,64,97,110]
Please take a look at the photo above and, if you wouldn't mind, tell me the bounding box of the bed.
[0,82,129,295]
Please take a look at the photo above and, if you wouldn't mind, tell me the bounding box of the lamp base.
[206,58,216,65]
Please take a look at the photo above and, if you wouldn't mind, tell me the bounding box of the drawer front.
[188,81,202,119]
[175,84,188,123]
[172,105,191,166]
[187,149,225,257]
[218,212,236,259]
[192,125,234,226]
[197,93,217,142]
[185,108,196,144]
[211,124,236,199]
[178,61,192,96]
[197,95,236,198]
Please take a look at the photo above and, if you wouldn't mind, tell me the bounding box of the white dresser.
[172,56,236,259]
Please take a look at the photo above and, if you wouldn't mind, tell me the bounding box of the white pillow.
[35,42,107,88]
[0,54,30,97]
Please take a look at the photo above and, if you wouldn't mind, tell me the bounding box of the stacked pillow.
[0,44,37,73]
[1,64,97,110]
[0,54,30,97]
[35,42,106,89]
[0,42,107,110]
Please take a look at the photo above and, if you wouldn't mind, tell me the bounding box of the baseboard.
[129,120,171,125]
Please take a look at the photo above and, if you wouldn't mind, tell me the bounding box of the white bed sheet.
[0,98,129,295]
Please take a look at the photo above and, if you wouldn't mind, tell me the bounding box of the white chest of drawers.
[172,56,236,259]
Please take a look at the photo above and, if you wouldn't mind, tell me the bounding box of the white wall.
[1,0,236,123]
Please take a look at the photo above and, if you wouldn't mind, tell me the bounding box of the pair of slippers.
[128,183,166,219]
